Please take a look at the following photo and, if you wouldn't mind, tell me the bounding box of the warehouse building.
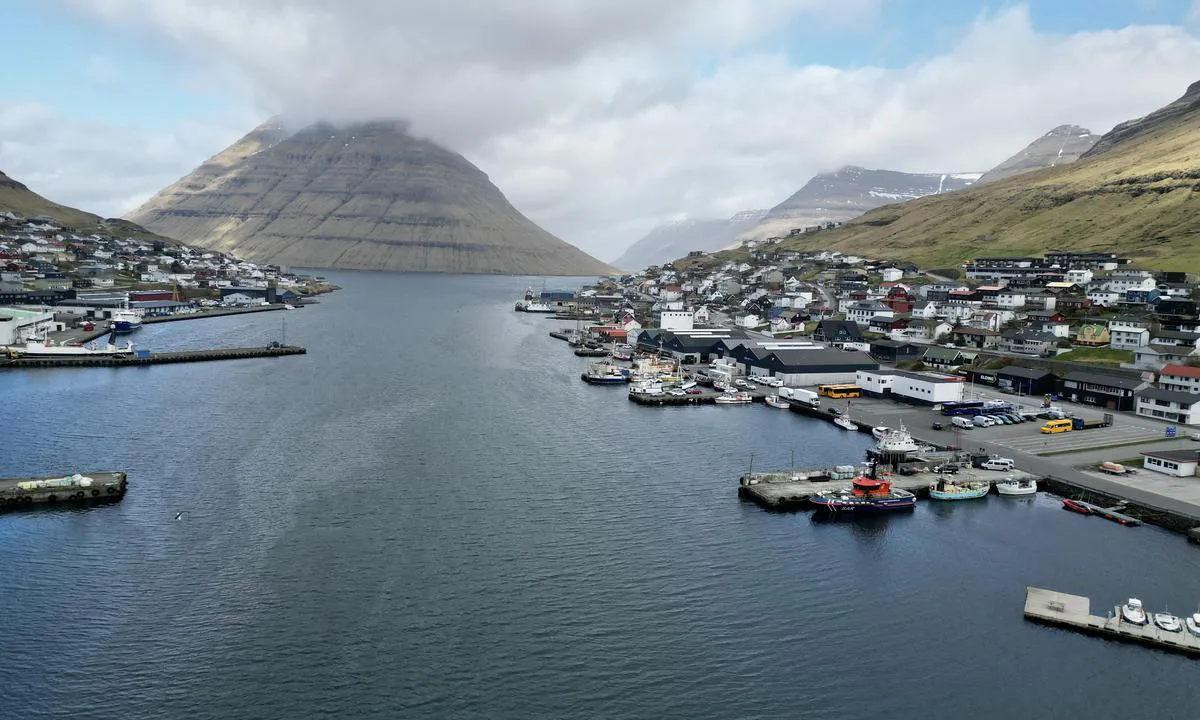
[1061,370,1147,411]
[737,347,878,386]
[855,369,965,405]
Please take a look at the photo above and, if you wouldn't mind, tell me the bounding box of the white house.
[1065,269,1094,285]
[1140,449,1200,477]
[735,313,762,329]
[1109,317,1150,349]
[846,301,894,327]
[880,268,903,282]
[659,310,694,331]
[996,291,1026,309]
[1087,290,1122,307]
[1159,364,1200,393]
[1135,387,1200,425]
[1105,269,1156,293]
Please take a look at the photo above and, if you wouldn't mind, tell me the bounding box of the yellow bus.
[1040,419,1074,434]
[817,384,863,399]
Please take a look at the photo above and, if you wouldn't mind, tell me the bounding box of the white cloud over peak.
[12,2,1200,262]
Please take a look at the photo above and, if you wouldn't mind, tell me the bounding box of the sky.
[3,1,1200,262]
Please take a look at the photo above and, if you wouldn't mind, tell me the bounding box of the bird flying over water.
[174,511,185,521]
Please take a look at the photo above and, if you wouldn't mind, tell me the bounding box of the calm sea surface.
[3,271,1199,720]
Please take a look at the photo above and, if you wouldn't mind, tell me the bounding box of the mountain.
[126,119,616,276]
[735,166,981,245]
[976,125,1098,184]
[612,209,767,271]
[0,170,168,242]
[773,80,1200,270]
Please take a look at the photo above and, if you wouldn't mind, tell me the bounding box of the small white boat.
[1120,598,1148,625]
[875,424,919,454]
[680,380,697,390]
[765,394,789,409]
[1153,611,1182,633]
[995,476,1037,496]
[871,426,890,440]
[834,416,857,431]
[715,392,753,405]
[1186,613,1200,637]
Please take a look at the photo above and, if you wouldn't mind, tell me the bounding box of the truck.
[1100,461,1137,475]
[788,388,820,407]
[1071,415,1113,431]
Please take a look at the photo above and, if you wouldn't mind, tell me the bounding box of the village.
[0,210,334,347]
[522,243,1200,530]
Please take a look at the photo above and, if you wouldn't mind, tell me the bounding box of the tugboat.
[810,475,916,513]
[1120,598,1148,625]
[929,477,991,501]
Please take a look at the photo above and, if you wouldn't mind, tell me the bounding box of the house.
[1159,364,1200,394]
[952,326,999,349]
[846,300,894,326]
[1061,370,1147,411]
[1139,448,1200,477]
[920,346,967,369]
[813,320,863,345]
[868,339,925,363]
[996,290,1027,309]
[1073,323,1111,346]
[1128,344,1200,371]
[1000,329,1059,356]
[1109,316,1150,349]
[1087,289,1122,307]
[901,319,953,343]
[1135,387,1200,426]
[995,366,1058,396]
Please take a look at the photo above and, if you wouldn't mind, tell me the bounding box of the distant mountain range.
[976,125,1098,184]
[611,210,767,271]
[126,119,616,276]
[775,79,1200,270]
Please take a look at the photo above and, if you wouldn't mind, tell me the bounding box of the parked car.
[685,388,702,395]
[981,457,1015,471]
[897,466,919,476]
[999,387,1016,395]
[931,422,944,431]
[827,407,842,416]
[933,464,960,474]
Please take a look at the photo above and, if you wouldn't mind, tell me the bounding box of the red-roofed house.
[1159,364,1200,394]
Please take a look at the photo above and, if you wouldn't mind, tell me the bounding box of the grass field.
[1053,347,1135,366]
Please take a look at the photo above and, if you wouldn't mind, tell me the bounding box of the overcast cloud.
[11,1,1200,260]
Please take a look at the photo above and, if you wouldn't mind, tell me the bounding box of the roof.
[1063,370,1147,390]
[955,327,998,336]
[1137,387,1200,406]
[1140,449,1200,463]
[1152,329,1200,341]
[996,365,1056,380]
[1161,364,1200,379]
[921,346,963,361]
[762,348,879,372]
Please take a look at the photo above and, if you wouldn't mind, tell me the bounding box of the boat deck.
[1024,587,1200,658]
[0,471,127,510]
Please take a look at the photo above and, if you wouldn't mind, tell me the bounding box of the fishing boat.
[581,362,629,384]
[110,307,144,334]
[764,394,790,409]
[1153,611,1183,633]
[1186,612,1200,637]
[875,424,919,454]
[1061,498,1092,515]
[1120,598,1148,625]
[514,286,556,313]
[4,337,134,358]
[611,343,634,361]
[833,416,857,431]
[995,476,1037,496]
[871,426,890,440]
[810,476,916,513]
[929,477,991,501]
[714,392,753,404]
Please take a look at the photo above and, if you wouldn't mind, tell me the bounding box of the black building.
[995,366,1058,396]
[1060,370,1148,411]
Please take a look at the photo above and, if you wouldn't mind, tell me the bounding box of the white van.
[952,416,974,429]
[972,415,994,428]
[981,457,1015,471]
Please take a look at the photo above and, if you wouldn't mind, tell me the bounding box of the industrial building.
[855,369,965,405]
[0,306,61,345]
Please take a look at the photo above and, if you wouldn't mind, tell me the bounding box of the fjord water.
[3,272,1199,720]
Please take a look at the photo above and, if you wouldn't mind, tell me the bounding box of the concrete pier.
[1023,587,1200,658]
[738,471,936,510]
[0,344,306,369]
[0,471,127,511]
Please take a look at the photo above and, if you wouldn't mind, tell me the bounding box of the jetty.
[0,471,127,510]
[628,389,769,406]
[739,470,935,510]
[1023,587,1200,658]
[0,344,306,369]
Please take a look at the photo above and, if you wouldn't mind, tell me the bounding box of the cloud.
[18,2,1200,261]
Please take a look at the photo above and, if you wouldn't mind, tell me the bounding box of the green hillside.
[0,170,172,243]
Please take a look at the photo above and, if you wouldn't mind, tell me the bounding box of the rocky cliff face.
[735,166,980,244]
[1083,80,1200,158]
[126,119,616,276]
[612,209,768,271]
[976,125,1098,184]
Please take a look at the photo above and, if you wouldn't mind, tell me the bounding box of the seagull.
[174,511,185,521]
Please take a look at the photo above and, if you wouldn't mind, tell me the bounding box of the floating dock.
[628,390,768,406]
[0,471,127,511]
[0,344,306,368]
[1023,587,1200,658]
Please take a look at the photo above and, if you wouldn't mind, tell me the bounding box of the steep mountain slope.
[612,210,767,271]
[776,81,1200,270]
[736,166,980,244]
[976,125,1098,184]
[0,170,168,242]
[127,119,616,276]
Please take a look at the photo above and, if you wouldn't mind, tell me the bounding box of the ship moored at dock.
[0,471,127,510]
